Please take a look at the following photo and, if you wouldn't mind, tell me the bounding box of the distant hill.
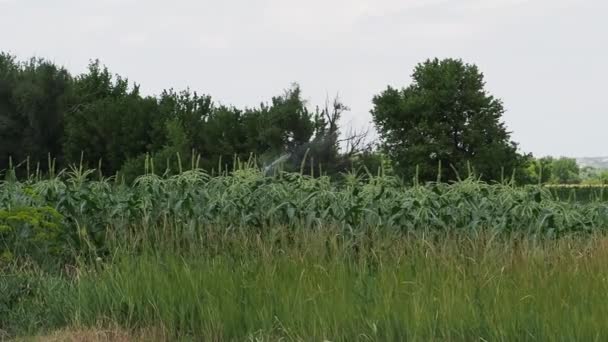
[577,157,608,169]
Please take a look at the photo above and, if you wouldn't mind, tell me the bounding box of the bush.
[0,206,66,266]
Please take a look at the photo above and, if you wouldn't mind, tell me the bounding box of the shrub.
[0,206,66,266]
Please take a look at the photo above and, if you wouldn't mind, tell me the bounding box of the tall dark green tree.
[371,58,524,182]
[0,53,20,171]
[248,85,314,154]
[241,85,315,168]
[63,61,168,175]
[0,53,71,173]
[0,52,383,180]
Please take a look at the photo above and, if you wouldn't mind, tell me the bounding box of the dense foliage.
[521,156,608,185]
[3,52,606,187]
[371,58,525,182]
[1,165,607,268]
[3,51,608,340]
[0,53,352,181]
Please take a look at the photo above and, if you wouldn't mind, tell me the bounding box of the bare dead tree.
[322,95,349,140]
[320,94,371,157]
[339,126,370,157]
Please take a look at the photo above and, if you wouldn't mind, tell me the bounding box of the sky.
[1,0,606,157]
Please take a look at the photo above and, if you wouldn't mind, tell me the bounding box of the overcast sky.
[1,0,606,157]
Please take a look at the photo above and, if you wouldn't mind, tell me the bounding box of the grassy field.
[5,229,608,341]
[2,167,608,340]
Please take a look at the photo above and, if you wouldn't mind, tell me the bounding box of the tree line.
[0,53,359,181]
[1,52,604,184]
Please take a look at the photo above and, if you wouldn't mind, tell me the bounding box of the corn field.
[3,166,608,235]
[1,164,607,262]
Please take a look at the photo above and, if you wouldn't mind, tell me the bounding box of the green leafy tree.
[518,156,554,185]
[2,51,439,181]
[245,85,314,155]
[0,54,72,173]
[119,117,192,182]
[158,89,212,151]
[371,58,524,183]
[242,85,316,170]
[63,61,168,175]
[201,105,248,171]
[0,53,20,171]
[550,157,580,184]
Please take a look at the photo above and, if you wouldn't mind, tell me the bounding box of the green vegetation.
[546,184,608,202]
[1,166,608,340]
[2,52,608,340]
[2,164,607,251]
[0,53,363,182]
[581,166,608,185]
[10,230,608,341]
[1,53,532,184]
[520,155,608,186]
[0,206,65,265]
[371,58,524,183]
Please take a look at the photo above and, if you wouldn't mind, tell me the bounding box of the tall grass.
[38,229,608,340]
